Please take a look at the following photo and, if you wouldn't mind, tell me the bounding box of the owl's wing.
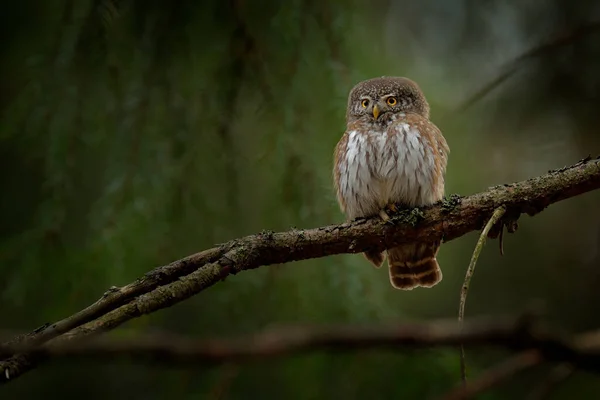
[333,131,350,213]
[388,113,449,200]
[395,113,448,170]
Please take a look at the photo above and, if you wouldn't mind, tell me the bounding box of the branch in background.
[3,316,600,372]
[448,330,600,399]
[442,350,542,400]
[456,21,600,113]
[1,157,600,384]
[526,363,575,400]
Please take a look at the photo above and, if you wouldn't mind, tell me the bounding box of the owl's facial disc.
[346,77,431,122]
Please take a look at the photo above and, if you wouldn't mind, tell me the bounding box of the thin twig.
[499,225,505,256]
[442,350,542,400]
[459,206,507,385]
[526,363,575,400]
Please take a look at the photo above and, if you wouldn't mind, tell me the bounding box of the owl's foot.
[380,203,402,224]
[385,203,399,214]
[379,209,393,224]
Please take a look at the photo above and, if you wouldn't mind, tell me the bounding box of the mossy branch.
[1,156,600,384]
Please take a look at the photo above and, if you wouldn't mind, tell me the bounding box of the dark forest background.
[1,0,600,398]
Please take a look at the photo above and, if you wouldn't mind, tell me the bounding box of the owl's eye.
[361,99,369,108]
[386,97,397,106]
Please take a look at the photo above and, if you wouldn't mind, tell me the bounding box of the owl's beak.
[372,104,380,120]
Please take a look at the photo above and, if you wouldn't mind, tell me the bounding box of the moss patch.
[391,207,425,227]
[441,194,462,213]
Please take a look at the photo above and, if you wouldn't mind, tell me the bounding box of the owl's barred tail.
[387,243,442,290]
[389,257,442,290]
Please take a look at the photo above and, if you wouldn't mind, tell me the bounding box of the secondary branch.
[3,316,600,372]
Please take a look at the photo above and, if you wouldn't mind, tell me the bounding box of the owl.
[333,77,449,290]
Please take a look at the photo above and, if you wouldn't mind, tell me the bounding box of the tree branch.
[3,316,600,373]
[2,157,600,383]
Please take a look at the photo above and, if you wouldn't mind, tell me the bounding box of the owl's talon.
[379,209,394,224]
[385,203,400,215]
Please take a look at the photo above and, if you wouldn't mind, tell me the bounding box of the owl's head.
[346,77,430,124]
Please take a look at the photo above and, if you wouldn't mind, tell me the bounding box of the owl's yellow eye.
[386,97,397,106]
[361,99,369,108]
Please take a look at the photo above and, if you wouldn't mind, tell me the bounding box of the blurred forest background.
[1,0,600,398]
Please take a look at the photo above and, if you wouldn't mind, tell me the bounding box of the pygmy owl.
[333,77,449,290]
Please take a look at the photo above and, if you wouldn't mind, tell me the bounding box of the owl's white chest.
[337,123,437,219]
